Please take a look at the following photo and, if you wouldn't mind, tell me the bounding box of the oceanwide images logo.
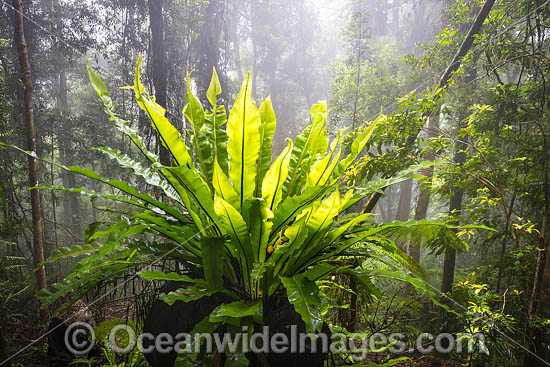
[64,322,487,359]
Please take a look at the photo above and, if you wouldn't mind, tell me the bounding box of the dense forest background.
[0,0,550,366]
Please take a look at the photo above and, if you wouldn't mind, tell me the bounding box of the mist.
[2,0,550,366]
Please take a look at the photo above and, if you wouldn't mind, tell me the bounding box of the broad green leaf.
[345,269,382,301]
[206,67,222,108]
[214,195,253,289]
[227,72,261,208]
[256,96,277,195]
[205,68,229,177]
[132,211,201,256]
[86,59,110,105]
[94,146,181,203]
[283,101,328,197]
[331,116,382,182]
[306,132,342,187]
[88,222,129,241]
[366,269,456,313]
[66,166,185,222]
[270,185,332,241]
[301,263,340,281]
[41,244,99,266]
[206,104,229,175]
[284,190,342,274]
[262,139,293,211]
[133,57,191,166]
[138,270,205,284]
[280,276,323,332]
[209,300,261,324]
[246,198,274,263]
[250,261,272,298]
[296,213,371,272]
[202,237,225,290]
[213,160,240,211]
[50,164,186,224]
[305,189,342,233]
[159,286,216,306]
[343,234,425,278]
[162,165,222,235]
[270,216,309,280]
[87,60,158,163]
[184,73,213,182]
[343,160,443,210]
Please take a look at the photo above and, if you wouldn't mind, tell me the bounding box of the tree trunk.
[395,177,413,249]
[12,0,47,313]
[409,112,439,262]
[440,66,476,294]
[362,0,496,219]
[441,165,465,293]
[57,50,80,235]
[396,177,413,222]
[410,0,495,262]
[196,0,223,103]
[148,0,170,166]
[437,0,496,89]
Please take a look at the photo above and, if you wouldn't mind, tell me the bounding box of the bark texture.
[148,0,170,166]
[12,0,47,303]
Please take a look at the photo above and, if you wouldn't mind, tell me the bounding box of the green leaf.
[262,139,293,211]
[270,215,309,278]
[284,190,343,274]
[280,276,323,332]
[301,263,340,281]
[89,62,159,163]
[162,165,221,234]
[283,101,328,197]
[159,286,216,306]
[345,269,382,301]
[133,56,192,166]
[86,59,111,106]
[205,68,229,178]
[246,198,274,263]
[256,96,277,195]
[32,185,154,216]
[137,270,205,284]
[270,185,332,241]
[213,160,240,211]
[344,160,443,210]
[227,72,261,208]
[306,132,342,187]
[202,237,225,290]
[206,103,229,176]
[94,146,181,203]
[331,116,382,182]
[209,300,261,324]
[207,67,222,108]
[214,196,253,290]
[65,165,187,223]
[41,244,99,266]
[184,73,212,183]
[296,213,370,272]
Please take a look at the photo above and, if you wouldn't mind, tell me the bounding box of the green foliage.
[12,59,477,363]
